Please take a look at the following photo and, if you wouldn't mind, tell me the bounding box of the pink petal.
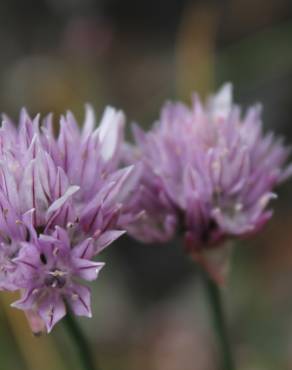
[47,185,79,214]
[95,230,125,254]
[39,294,66,333]
[72,238,95,259]
[74,258,104,281]
[98,106,124,161]
[67,284,92,318]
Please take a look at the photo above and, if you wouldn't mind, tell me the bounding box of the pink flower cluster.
[0,84,290,332]
[0,106,134,332]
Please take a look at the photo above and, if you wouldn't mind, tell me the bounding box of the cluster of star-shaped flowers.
[0,105,135,333]
[124,84,292,281]
[0,83,291,330]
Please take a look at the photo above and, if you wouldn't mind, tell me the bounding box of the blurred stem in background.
[64,311,99,370]
[201,269,235,370]
[176,1,219,101]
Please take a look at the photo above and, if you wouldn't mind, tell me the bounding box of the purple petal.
[47,185,79,214]
[67,284,92,318]
[95,230,125,254]
[82,104,95,138]
[38,294,66,333]
[73,258,104,281]
[97,106,124,161]
[72,238,95,259]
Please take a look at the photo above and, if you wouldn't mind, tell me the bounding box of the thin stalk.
[63,312,99,370]
[201,269,235,370]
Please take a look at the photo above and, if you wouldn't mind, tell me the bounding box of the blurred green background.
[1,0,292,369]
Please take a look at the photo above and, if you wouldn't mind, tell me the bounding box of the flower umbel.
[0,105,134,331]
[125,84,292,282]
[13,227,104,333]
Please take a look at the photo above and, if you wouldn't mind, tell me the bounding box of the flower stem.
[200,269,235,370]
[64,312,99,370]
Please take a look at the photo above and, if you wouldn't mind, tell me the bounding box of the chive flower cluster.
[124,84,292,278]
[0,106,134,332]
[0,84,290,332]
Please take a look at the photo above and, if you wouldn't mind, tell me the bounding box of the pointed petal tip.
[47,185,80,214]
[218,82,233,94]
[83,103,96,135]
[98,106,125,161]
[20,107,30,117]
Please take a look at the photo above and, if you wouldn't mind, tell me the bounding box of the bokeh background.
[0,0,292,369]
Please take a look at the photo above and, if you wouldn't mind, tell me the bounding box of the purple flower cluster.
[125,84,291,279]
[0,105,134,332]
[0,83,290,331]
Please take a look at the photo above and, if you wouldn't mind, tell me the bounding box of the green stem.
[64,312,99,370]
[201,269,235,370]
